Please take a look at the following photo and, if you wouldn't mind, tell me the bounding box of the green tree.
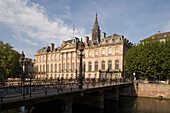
[0,41,21,80]
[125,37,170,83]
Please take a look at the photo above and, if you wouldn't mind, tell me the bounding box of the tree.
[125,37,170,83]
[0,41,21,79]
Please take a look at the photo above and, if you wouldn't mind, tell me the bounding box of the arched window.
[55,64,57,72]
[63,63,65,71]
[43,65,45,72]
[89,50,92,57]
[95,61,98,71]
[102,61,105,70]
[108,60,112,70]
[72,63,75,71]
[55,54,57,60]
[88,62,92,71]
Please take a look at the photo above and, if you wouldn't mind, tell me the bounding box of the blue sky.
[0,0,170,59]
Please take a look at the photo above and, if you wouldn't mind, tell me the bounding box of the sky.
[0,0,170,59]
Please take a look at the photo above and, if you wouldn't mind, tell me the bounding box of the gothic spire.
[94,12,98,25]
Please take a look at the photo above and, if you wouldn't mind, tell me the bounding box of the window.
[116,38,119,43]
[51,64,53,72]
[55,74,57,79]
[108,60,112,70]
[43,65,45,72]
[102,41,104,44]
[40,56,41,62]
[66,74,68,79]
[115,73,119,78]
[108,48,112,55]
[51,55,53,61]
[37,57,38,62]
[115,47,119,54]
[115,60,119,70]
[88,62,92,71]
[88,74,91,78]
[55,54,57,60]
[55,64,57,72]
[95,74,97,78]
[51,74,52,79]
[102,73,105,79]
[89,50,92,57]
[95,49,98,56]
[109,40,112,44]
[95,61,98,71]
[72,53,75,58]
[108,74,110,80]
[63,63,65,71]
[67,63,70,71]
[72,63,75,70]
[59,54,62,60]
[59,64,61,72]
[102,61,105,70]
[48,55,50,61]
[102,48,105,56]
[71,74,73,79]
[40,65,41,72]
[43,56,45,61]
[47,65,49,72]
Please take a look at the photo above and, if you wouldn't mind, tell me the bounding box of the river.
[1,97,170,113]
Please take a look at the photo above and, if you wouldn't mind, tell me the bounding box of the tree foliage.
[0,41,21,79]
[125,37,170,79]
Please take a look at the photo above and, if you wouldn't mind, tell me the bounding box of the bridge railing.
[0,78,132,103]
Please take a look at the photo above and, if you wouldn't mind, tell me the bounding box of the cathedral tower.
[92,13,101,42]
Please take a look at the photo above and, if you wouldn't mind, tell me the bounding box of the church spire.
[94,12,98,25]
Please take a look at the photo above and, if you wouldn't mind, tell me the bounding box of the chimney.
[158,31,161,34]
[50,43,54,51]
[85,36,89,43]
[102,32,106,38]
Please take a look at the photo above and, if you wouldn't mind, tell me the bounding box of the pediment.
[59,43,76,51]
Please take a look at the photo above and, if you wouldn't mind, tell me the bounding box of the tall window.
[40,65,41,72]
[115,47,119,54]
[102,61,105,70]
[37,57,38,62]
[55,64,57,72]
[88,74,91,78]
[67,63,70,71]
[51,64,53,72]
[63,63,65,71]
[47,65,49,72]
[72,53,75,58]
[43,56,45,61]
[89,50,92,57]
[72,63,75,71]
[55,54,57,60]
[88,62,92,71]
[108,60,112,70]
[115,60,119,70]
[108,48,112,55]
[95,61,98,71]
[95,49,98,56]
[59,64,61,72]
[102,48,105,56]
[40,56,41,62]
[51,55,53,61]
[59,54,62,60]
[43,65,45,72]
[109,39,112,44]
[77,63,79,70]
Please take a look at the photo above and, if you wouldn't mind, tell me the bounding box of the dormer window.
[109,40,112,44]
[116,38,119,43]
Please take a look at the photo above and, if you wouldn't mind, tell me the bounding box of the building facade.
[34,14,133,80]
[140,31,170,42]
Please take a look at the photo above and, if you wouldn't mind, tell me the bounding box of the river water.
[1,97,170,113]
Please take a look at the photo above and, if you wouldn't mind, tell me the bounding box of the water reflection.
[1,97,170,113]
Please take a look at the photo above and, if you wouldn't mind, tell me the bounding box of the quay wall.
[120,83,170,99]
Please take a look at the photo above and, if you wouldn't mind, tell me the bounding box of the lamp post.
[78,39,85,89]
[20,51,25,99]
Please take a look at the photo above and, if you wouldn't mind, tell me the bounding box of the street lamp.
[20,51,25,99]
[78,39,85,89]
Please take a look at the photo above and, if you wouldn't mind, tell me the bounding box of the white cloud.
[0,0,85,45]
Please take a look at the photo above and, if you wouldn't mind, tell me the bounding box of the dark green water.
[1,97,170,113]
